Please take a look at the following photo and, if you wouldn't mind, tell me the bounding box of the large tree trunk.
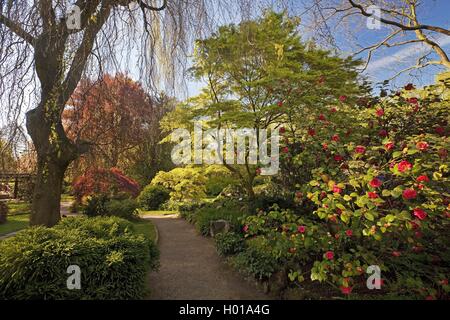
[30,157,67,226]
[26,100,79,227]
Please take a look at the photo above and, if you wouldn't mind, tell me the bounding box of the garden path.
[146,215,269,300]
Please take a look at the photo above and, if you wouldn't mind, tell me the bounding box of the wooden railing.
[0,173,35,199]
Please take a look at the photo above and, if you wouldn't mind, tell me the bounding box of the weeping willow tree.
[0,0,294,226]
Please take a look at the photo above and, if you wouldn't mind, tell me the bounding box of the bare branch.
[0,13,34,45]
[348,0,450,36]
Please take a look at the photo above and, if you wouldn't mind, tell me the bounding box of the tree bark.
[30,156,67,226]
[26,100,79,227]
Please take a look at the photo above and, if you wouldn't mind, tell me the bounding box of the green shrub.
[83,194,109,217]
[194,206,246,236]
[0,216,159,300]
[105,198,139,220]
[229,237,280,280]
[137,185,170,210]
[83,195,138,221]
[205,176,236,197]
[215,232,245,256]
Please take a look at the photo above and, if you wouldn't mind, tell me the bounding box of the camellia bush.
[238,77,450,299]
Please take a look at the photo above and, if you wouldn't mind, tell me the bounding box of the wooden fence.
[0,173,36,199]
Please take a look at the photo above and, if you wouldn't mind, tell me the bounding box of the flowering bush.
[239,78,450,299]
[72,167,140,202]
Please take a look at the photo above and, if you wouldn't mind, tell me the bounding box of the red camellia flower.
[355,145,366,154]
[438,148,448,159]
[318,114,326,121]
[376,109,384,117]
[392,251,401,257]
[318,75,326,85]
[369,178,382,188]
[330,107,337,113]
[334,154,344,162]
[333,185,342,194]
[340,286,352,295]
[277,101,283,107]
[331,134,340,142]
[279,127,286,134]
[367,191,379,199]
[435,126,445,136]
[413,246,423,253]
[345,229,353,237]
[403,189,417,200]
[322,143,328,150]
[243,225,249,232]
[413,208,427,220]
[339,95,347,102]
[441,279,449,286]
[404,83,415,90]
[298,226,306,233]
[282,146,289,154]
[417,175,429,183]
[416,141,429,151]
[308,128,316,136]
[384,142,394,151]
[407,97,418,104]
[325,251,334,260]
[378,129,388,137]
[398,160,412,172]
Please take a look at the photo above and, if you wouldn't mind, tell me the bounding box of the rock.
[209,219,230,237]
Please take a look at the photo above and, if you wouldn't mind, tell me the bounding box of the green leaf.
[433,172,442,180]
[309,180,319,186]
[364,212,375,221]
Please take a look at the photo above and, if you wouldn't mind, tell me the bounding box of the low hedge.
[0,216,159,300]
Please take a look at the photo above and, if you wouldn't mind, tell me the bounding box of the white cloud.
[365,35,450,73]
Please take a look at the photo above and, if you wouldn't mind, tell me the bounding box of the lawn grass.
[132,220,157,242]
[8,200,31,216]
[1,199,160,242]
[0,213,29,236]
[61,194,75,203]
[138,210,178,217]
[0,200,31,236]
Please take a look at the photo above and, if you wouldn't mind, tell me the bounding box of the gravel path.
[146,216,269,300]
